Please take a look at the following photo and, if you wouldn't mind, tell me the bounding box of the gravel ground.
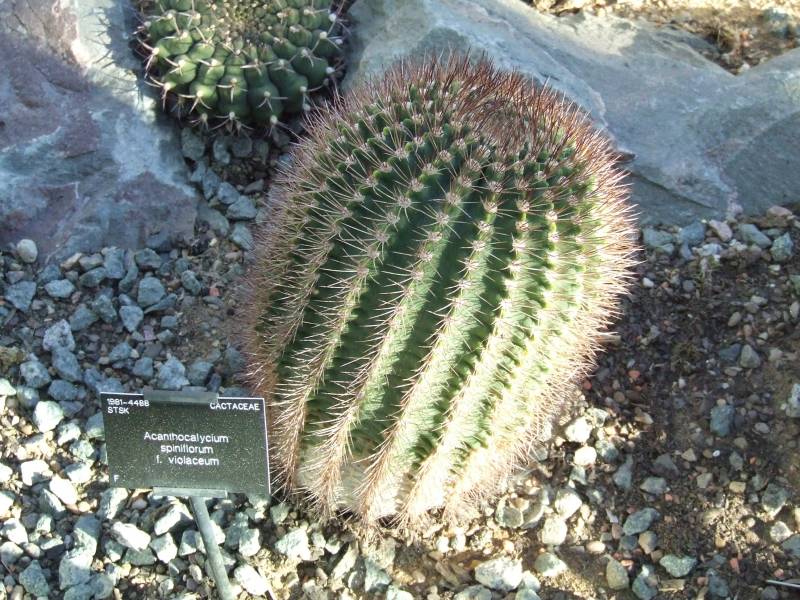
[528,0,799,73]
[1,128,799,600]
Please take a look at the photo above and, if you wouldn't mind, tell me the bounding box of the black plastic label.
[101,391,270,495]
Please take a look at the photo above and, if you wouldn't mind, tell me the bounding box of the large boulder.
[345,0,800,225]
[0,0,197,261]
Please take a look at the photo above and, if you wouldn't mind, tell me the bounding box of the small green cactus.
[243,57,637,527]
[136,0,343,130]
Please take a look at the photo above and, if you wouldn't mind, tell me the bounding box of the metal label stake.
[101,390,271,599]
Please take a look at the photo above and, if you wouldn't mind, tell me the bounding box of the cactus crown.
[137,0,343,130]
[244,56,637,528]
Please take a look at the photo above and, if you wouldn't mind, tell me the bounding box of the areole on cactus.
[243,56,638,527]
[136,0,343,129]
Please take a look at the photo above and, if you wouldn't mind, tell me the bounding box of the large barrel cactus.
[136,0,343,128]
[244,57,637,527]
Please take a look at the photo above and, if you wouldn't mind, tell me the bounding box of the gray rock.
[137,276,166,307]
[153,501,194,535]
[540,517,568,546]
[606,557,629,590]
[5,280,36,311]
[564,417,591,443]
[770,233,794,262]
[16,385,40,408]
[217,182,242,205]
[719,343,742,363]
[230,222,254,250]
[786,383,800,418]
[70,305,99,331]
[119,263,139,293]
[79,267,106,288]
[48,379,79,402]
[642,229,675,252]
[640,477,667,495]
[227,196,258,220]
[739,344,762,369]
[16,239,39,263]
[52,348,83,382]
[59,547,93,588]
[623,508,659,535]
[234,564,270,596]
[677,221,706,246]
[454,586,492,600]
[179,529,205,555]
[275,527,312,561]
[132,357,154,379]
[659,554,697,577]
[346,0,800,224]
[781,534,800,558]
[364,558,392,592]
[632,564,658,600]
[111,522,151,551]
[150,533,178,563]
[0,5,197,262]
[157,357,189,390]
[33,400,65,432]
[20,459,52,485]
[707,569,730,598]
[181,129,205,161]
[108,341,133,362]
[197,201,231,236]
[21,360,51,388]
[181,270,203,295]
[238,528,261,558]
[49,475,79,505]
[135,248,162,270]
[120,305,144,332]
[187,360,214,386]
[126,548,156,566]
[45,278,76,299]
[387,586,415,600]
[103,248,126,279]
[533,552,567,577]
[63,583,95,600]
[43,319,75,352]
[475,557,523,592]
[738,223,772,248]
[97,488,128,520]
[613,456,634,490]
[0,540,23,564]
[710,404,735,436]
[19,560,50,596]
[85,412,105,439]
[652,454,679,478]
[495,501,524,528]
[202,168,222,199]
[91,294,117,323]
[761,483,789,518]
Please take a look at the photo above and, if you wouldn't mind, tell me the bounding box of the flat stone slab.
[0,0,197,261]
[345,0,800,225]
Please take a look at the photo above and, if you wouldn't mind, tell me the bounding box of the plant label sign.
[101,390,270,495]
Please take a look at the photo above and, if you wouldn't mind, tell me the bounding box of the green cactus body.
[244,57,637,526]
[138,0,342,128]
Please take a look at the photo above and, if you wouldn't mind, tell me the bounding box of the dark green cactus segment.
[244,57,637,525]
[137,0,343,127]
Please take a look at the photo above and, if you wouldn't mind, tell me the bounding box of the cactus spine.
[137,0,343,129]
[244,57,637,527]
